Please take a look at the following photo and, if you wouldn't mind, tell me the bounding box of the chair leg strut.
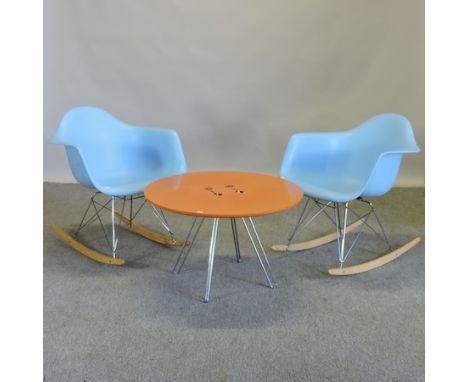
[91,195,113,252]
[75,193,111,238]
[73,198,93,238]
[370,204,392,251]
[334,202,342,265]
[291,200,332,245]
[111,196,118,258]
[339,202,349,266]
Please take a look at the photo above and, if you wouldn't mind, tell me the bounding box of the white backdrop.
[44,0,424,186]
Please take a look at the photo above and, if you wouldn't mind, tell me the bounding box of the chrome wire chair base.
[51,193,133,265]
[272,196,421,275]
[53,192,182,265]
[334,199,392,267]
[173,217,276,303]
[74,192,135,258]
[73,192,152,258]
[272,199,361,253]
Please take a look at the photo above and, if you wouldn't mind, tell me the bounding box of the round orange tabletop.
[144,171,303,218]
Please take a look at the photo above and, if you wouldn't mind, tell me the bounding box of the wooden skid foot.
[271,219,364,252]
[52,224,125,265]
[114,212,186,247]
[328,237,422,276]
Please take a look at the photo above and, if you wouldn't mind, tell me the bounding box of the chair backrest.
[280,113,420,198]
[348,114,419,196]
[50,106,187,191]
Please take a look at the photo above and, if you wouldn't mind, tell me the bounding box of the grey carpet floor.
[44,183,424,382]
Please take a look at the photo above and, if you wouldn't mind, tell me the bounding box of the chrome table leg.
[231,218,241,263]
[204,218,219,302]
[242,217,276,289]
[173,217,204,274]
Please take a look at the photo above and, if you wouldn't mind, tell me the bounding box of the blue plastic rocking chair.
[272,113,421,275]
[50,106,187,265]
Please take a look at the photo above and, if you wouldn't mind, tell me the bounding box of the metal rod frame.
[204,218,219,302]
[173,217,205,274]
[71,192,169,258]
[231,218,241,263]
[241,217,276,289]
[175,216,276,302]
[152,205,175,243]
[287,198,333,244]
[287,196,393,266]
[173,216,245,274]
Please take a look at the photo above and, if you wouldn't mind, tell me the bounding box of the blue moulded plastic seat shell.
[279,114,420,202]
[50,106,187,196]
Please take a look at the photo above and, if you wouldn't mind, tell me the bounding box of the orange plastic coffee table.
[144,171,303,302]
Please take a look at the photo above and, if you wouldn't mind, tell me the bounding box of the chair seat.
[284,172,364,202]
[279,114,420,202]
[96,172,162,196]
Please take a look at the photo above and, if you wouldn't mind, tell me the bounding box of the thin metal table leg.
[204,218,219,303]
[173,217,204,274]
[241,217,276,289]
[249,217,275,278]
[177,218,204,274]
[231,218,241,263]
[173,218,197,273]
[152,205,175,243]
[287,197,310,245]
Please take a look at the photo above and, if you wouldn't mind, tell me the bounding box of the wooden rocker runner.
[52,224,125,265]
[272,198,422,275]
[51,193,186,265]
[49,106,188,265]
[272,113,422,275]
[327,237,421,275]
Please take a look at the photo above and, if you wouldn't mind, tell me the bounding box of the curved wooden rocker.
[114,212,186,247]
[271,219,364,252]
[328,236,421,276]
[53,216,187,265]
[52,224,126,265]
[271,221,421,276]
